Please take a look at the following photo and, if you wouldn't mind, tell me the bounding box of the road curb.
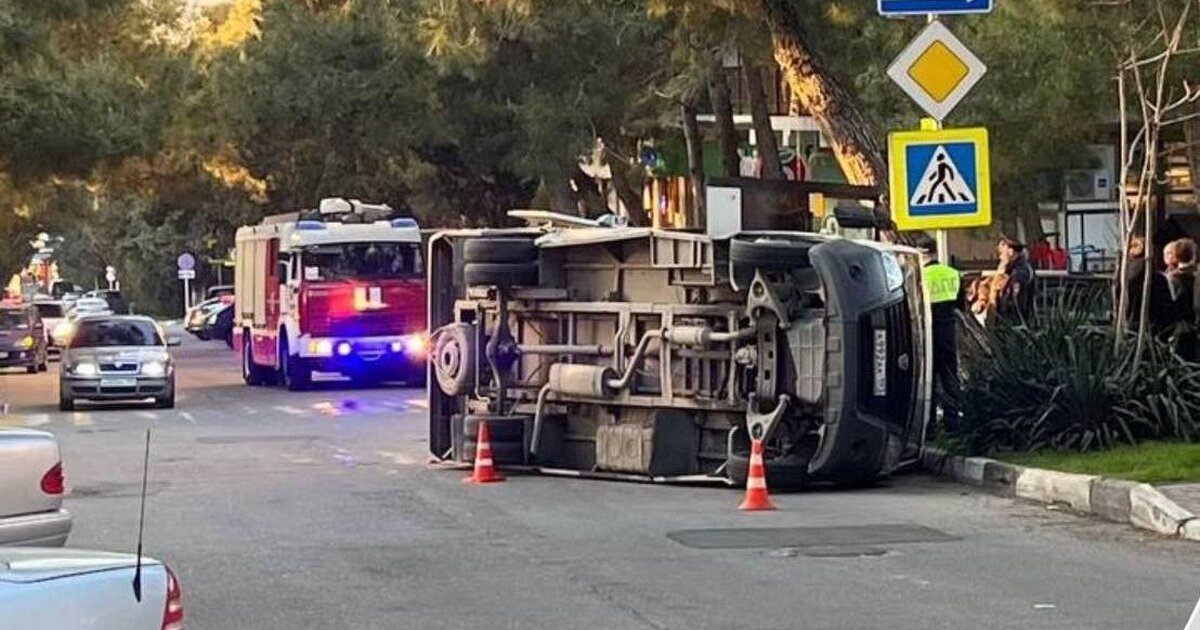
[922,447,1198,542]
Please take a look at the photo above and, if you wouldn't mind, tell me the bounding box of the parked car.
[0,304,49,374]
[0,548,182,629]
[59,316,179,411]
[49,280,84,301]
[0,428,71,546]
[32,300,66,356]
[204,284,234,301]
[84,290,129,315]
[185,296,234,346]
[53,299,113,348]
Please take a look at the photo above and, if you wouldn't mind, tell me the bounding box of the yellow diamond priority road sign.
[887,21,986,121]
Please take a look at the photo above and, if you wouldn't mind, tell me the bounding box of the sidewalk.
[1159,483,1200,517]
[923,448,1200,542]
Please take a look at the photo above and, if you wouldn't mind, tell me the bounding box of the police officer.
[918,235,962,435]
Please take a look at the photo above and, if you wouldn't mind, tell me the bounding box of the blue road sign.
[878,0,993,17]
[888,127,991,230]
[177,252,196,272]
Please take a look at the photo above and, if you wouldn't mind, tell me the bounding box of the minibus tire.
[725,450,808,489]
[464,237,538,264]
[463,262,539,288]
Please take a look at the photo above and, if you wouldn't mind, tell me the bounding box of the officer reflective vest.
[923,262,961,305]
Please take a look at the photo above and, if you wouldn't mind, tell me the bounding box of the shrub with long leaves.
[959,288,1200,455]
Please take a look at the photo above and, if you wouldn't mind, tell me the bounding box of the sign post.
[176,253,196,318]
[878,0,993,17]
[883,8,991,263]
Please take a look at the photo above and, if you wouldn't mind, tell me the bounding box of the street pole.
[183,277,191,318]
[924,13,951,265]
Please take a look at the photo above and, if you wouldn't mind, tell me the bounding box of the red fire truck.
[233,198,426,390]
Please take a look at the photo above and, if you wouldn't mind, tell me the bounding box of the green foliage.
[961,290,1200,455]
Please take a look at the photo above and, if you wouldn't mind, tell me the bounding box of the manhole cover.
[667,524,957,550]
[196,435,318,445]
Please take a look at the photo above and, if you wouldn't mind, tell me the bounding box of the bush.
[959,289,1200,455]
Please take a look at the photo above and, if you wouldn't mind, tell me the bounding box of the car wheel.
[725,449,809,490]
[461,414,528,465]
[463,262,539,289]
[59,393,74,412]
[432,323,475,397]
[463,237,538,264]
[26,364,37,374]
[281,340,311,392]
[243,335,266,386]
[406,362,427,388]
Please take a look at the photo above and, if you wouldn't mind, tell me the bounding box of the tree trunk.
[681,101,706,223]
[707,63,741,178]
[746,63,784,180]
[602,139,650,227]
[759,0,885,189]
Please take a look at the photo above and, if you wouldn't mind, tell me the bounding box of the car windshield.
[302,242,422,280]
[35,303,63,318]
[0,310,28,329]
[71,319,162,348]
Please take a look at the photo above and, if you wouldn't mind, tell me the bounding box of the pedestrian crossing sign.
[888,126,991,230]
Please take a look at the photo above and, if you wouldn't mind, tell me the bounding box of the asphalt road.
[1,334,1199,629]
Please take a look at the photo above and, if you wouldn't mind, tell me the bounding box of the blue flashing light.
[297,220,327,230]
[336,341,353,357]
[390,217,419,229]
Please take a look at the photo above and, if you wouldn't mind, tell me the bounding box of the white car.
[52,302,113,348]
[0,548,183,629]
[0,428,71,547]
[32,300,65,355]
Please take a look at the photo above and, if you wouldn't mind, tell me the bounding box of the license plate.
[872,329,888,397]
[101,378,138,388]
[0,352,7,359]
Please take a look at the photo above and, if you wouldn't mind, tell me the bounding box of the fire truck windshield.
[301,242,422,281]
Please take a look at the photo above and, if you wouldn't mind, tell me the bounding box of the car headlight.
[141,361,167,377]
[72,362,99,377]
[880,252,904,293]
[306,339,333,357]
[15,336,34,350]
[53,322,73,341]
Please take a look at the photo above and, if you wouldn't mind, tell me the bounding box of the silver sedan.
[59,316,179,411]
[0,428,71,547]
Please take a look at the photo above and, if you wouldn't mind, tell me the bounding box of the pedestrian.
[1163,238,1198,361]
[1124,235,1171,332]
[994,236,1035,323]
[918,235,962,434]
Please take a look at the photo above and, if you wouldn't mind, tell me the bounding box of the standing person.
[1163,239,1198,360]
[994,236,1036,323]
[1124,236,1171,332]
[918,235,962,434]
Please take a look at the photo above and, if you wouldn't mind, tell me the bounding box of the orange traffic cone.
[464,420,505,484]
[738,438,775,511]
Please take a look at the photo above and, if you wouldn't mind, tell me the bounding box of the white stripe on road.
[136,411,158,421]
[24,413,49,427]
[71,412,93,427]
[407,399,429,410]
[179,411,196,424]
[271,405,306,416]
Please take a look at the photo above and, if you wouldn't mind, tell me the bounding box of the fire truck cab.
[234,198,427,390]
